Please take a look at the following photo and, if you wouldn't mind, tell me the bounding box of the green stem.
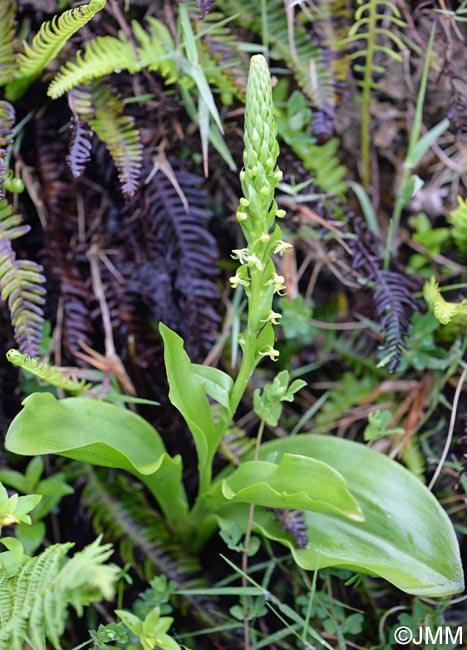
[360,0,377,189]
[241,417,265,649]
[195,273,263,507]
[384,26,436,270]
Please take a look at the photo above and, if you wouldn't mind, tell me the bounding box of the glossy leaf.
[160,323,219,472]
[219,435,464,597]
[5,393,167,475]
[4,392,189,533]
[214,454,363,520]
[191,364,233,412]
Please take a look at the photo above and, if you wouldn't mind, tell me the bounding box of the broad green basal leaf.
[212,454,362,520]
[5,392,167,476]
[5,392,189,532]
[228,435,463,597]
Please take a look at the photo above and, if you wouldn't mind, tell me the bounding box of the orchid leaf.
[5,393,166,475]
[191,364,233,413]
[4,392,189,532]
[211,453,363,520]
[217,435,464,597]
[160,323,221,479]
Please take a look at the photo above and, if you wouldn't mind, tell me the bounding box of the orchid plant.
[4,55,464,597]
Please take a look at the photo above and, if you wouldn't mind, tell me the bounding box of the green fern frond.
[448,196,467,262]
[6,0,107,101]
[47,35,136,99]
[56,536,118,614]
[0,538,118,650]
[401,436,426,482]
[339,0,406,187]
[274,85,347,194]
[48,17,177,100]
[0,1,16,86]
[197,11,248,101]
[343,0,406,60]
[6,349,91,393]
[88,84,143,196]
[215,0,335,108]
[131,17,178,81]
[0,200,46,357]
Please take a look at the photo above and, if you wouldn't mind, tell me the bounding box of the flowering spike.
[241,54,281,234]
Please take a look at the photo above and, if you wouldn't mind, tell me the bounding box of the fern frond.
[131,17,178,81]
[0,101,15,199]
[372,268,416,372]
[67,88,94,178]
[0,200,46,357]
[197,11,248,101]
[350,215,416,372]
[88,84,143,197]
[215,0,335,108]
[48,17,177,100]
[339,0,406,187]
[56,536,118,614]
[342,0,406,60]
[83,470,230,634]
[47,35,136,99]
[0,1,16,86]
[6,349,91,393]
[0,538,117,650]
[448,196,467,262]
[131,165,220,357]
[67,115,93,178]
[6,0,106,101]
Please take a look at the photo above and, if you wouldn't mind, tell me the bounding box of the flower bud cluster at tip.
[238,54,283,239]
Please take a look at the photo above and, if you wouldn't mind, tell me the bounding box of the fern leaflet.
[0,101,15,199]
[0,1,16,86]
[6,349,91,393]
[448,196,467,262]
[6,0,107,101]
[88,84,143,197]
[0,200,46,357]
[48,36,136,99]
[48,17,178,99]
[340,0,406,187]
[350,215,416,372]
[0,537,118,650]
